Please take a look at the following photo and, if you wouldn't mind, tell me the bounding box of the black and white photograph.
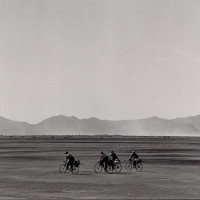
[0,0,200,199]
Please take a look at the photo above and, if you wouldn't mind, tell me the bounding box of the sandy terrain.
[0,135,200,199]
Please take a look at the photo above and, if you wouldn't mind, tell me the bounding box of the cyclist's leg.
[104,157,109,171]
[70,158,75,171]
[101,158,106,170]
[133,159,136,167]
[66,161,70,170]
[110,159,114,169]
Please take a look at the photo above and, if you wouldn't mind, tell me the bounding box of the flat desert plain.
[0,135,200,199]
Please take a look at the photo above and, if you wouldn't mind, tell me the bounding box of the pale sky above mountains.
[1,0,200,123]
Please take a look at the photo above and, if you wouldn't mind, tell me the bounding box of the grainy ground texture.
[0,135,200,199]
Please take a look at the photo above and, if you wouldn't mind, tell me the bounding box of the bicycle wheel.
[114,163,122,173]
[94,163,103,173]
[71,166,79,175]
[106,165,113,174]
[59,164,67,174]
[125,161,132,171]
[136,162,143,172]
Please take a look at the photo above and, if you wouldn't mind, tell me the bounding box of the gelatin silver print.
[0,0,200,199]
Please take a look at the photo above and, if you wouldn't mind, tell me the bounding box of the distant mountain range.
[0,115,200,136]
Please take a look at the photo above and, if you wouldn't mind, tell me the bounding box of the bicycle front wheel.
[125,161,132,171]
[115,163,122,173]
[94,163,103,173]
[59,164,67,174]
[136,162,143,172]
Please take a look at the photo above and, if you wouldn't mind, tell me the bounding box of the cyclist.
[110,151,118,161]
[100,151,109,172]
[129,150,139,167]
[65,152,75,171]
[110,151,119,169]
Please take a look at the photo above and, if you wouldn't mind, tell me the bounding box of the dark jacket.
[100,152,108,160]
[130,152,138,160]
[111,152,118,160]
[66,154,75,161]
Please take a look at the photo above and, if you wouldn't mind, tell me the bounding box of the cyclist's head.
[100,151,103,154]
[111,151,114,153]
[65,151,68,154]
[132,150,135,153]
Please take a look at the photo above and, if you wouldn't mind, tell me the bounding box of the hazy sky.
[1,0,200,123]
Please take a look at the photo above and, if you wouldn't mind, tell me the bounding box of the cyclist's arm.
[129,154,133,160]
[65,156,69,161]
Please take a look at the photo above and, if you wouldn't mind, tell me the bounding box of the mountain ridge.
[0,115,200,136]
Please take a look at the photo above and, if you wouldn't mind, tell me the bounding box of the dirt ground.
[0,135,200,199]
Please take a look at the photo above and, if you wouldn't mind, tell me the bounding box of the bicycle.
[59,160,80,175]
[125,158,143,172]
[94,161,113,174]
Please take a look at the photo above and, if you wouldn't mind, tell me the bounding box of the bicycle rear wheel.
[59,164,67,174]
[125,161,132,171]
[94,163,103,173]
[71,166,79,175]
[115,163,122,173]
[136,162,143,172]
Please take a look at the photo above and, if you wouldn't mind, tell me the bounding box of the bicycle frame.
[59,160,79,174]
